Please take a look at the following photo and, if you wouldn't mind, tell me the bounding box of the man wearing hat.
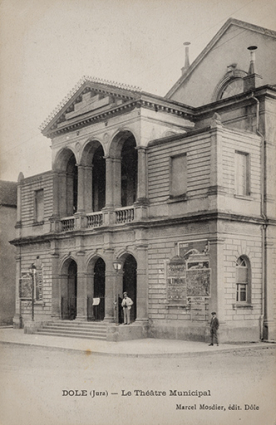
[209,312,219,346]
[121,292,133,325]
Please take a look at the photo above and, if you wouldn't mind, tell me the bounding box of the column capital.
[136,145,148,152]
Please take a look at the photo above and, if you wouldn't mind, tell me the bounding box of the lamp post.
[113,259,122,325]
[29,263,37,321]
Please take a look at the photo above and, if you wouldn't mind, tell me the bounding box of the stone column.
[76,254,87,321]
[105,156,114,208]
[135,244,149,323]
[13,248,22,328]
[77,165,85,213]
[136,146,148,202]
[113,157,121,208]
[103,249,116,322]
[208,236,225,325]
[84,165,93,212]
[51,254,61,319]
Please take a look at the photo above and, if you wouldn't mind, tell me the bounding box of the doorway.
[61,260,77,320]
[93,258,105,321]
[120,255,137,324]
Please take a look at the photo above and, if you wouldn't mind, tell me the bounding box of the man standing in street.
[121,292,133,325]
[209,312,219,346]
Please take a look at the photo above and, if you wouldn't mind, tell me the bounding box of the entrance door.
[93,258,105,321]
[121,255,137,323]
[61,260,77,320]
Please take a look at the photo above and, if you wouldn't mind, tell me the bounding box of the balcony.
[115,207,135,224]
[87,212,103,228]
[60,217,75,231]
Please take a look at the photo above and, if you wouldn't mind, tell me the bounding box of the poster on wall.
[19,273,32,300]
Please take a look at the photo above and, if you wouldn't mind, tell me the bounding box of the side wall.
[0,205,16,325]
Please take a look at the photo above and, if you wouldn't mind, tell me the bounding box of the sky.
[0,0,276,182]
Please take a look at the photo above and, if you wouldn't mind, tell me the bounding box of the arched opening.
[93,258,105,320]
[66,153,78,215]
[80,141,105,212]
[93,145,106,211]
[61,259,77,320]
[53,148,78,217]
[119,254,137,324]
[121,136,137,207]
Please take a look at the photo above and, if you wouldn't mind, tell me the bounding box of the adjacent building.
[0,181,17,325]
[11,19,276,342]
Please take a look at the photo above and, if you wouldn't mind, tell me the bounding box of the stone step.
[35,320,107,341]
[36,330,106,340]
[43,323,106,331]
[38,326,106,336]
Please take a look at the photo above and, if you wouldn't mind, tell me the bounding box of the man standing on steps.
[121,292,133,325]
[209,312,219,346]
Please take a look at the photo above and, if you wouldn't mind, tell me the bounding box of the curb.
[0,340,275,358]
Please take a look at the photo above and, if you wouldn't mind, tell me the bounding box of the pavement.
[0,326,275,357]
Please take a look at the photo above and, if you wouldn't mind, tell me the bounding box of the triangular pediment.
[41,77,141,136]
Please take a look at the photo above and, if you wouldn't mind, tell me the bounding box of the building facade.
[11,19,276,342]
[0,180,17,325]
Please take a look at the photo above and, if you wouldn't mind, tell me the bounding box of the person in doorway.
[121,292,133,325]
[209,312,219,346]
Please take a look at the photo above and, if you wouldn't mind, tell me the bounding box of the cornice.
[42,91,194,139]
[10,211,275,247]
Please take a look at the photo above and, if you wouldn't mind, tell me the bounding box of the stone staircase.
[35,320,107,341]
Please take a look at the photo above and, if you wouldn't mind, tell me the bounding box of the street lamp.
[113,259,122,325]
[29,263,37,321]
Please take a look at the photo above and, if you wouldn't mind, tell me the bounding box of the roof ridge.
[166,18,276,99]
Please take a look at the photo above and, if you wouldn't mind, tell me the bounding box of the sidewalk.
[0,327,275,358]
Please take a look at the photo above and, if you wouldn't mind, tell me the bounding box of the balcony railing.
[61,217,75,231]
[87,212,103,228]
[115,207,135,224]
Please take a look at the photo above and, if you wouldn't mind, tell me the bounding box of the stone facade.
[11,19,276,342]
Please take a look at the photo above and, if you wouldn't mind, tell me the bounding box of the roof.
[40,76,194,138]
[0,181,17,207]
[166,18,276,99]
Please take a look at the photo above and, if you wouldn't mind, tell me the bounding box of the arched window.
[92,145,106,212]
[236,256,250,303]
[121,137,137,207]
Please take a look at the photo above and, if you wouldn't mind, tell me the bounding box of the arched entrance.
[119,254,137,324]
[93,258,105,320]
[61,259,77,320]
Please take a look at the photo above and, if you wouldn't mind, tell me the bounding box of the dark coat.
[210,317,219,330]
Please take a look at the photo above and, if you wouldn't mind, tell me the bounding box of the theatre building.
[11,19,276,342]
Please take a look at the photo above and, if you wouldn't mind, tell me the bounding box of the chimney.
[243,46,262,91]
[181,42,191,75]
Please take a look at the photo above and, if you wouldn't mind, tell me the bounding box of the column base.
[75,315,88,322]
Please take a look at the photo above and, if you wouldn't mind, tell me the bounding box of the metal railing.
[115,207,135,224]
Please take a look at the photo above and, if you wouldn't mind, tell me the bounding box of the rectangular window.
[171,154,187,197]
[235,151,250,196]
[35,189,44,222]
[236,266,248,302]
[236,284,247,302]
